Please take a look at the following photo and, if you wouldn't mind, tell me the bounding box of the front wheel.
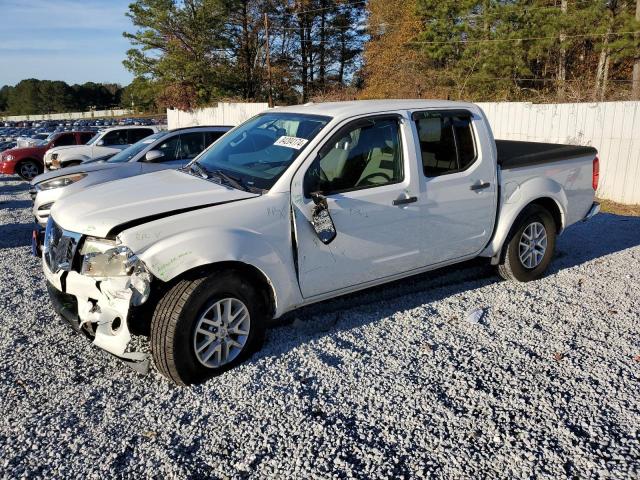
[150,270,266,385]
[17,160,42,180]
[497,205,557,282]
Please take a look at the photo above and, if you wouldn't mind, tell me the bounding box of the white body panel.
[42,100,597,358]
[44,126,161,169]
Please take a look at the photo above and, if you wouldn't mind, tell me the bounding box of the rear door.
[292,114,425,298]
[127,128,154,144]
[412,110,497,265]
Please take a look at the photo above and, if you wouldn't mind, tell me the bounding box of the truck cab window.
[415,112,476,176]
[306,117,403,195]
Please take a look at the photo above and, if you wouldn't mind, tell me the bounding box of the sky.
[0,0,134,87]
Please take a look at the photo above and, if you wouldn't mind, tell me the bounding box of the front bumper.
[44,259,150,373]
[0,160,16,175]
[582,202,601,222]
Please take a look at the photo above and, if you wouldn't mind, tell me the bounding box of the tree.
[124,0,236,110]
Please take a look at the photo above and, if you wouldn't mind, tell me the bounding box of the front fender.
[482,175,567,258]
[122,226,300,318]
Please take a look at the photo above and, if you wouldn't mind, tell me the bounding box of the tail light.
[592,156,599,191]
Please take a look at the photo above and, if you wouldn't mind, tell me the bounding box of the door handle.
[470,181,491,191]
[392,196,418,206]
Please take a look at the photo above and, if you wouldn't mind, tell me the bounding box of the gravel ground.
[1,175,639,479]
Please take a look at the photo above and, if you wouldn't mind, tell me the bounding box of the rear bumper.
[582,202,600,222]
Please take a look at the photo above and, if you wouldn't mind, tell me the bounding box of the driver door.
[292,115,424,298]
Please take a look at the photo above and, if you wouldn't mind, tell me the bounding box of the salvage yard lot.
[0,176,639,478]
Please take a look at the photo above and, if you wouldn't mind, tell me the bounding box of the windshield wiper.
[188,161,210,179]
[209,169,254,192]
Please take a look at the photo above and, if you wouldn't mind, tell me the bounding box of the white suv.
[44,126,163,170]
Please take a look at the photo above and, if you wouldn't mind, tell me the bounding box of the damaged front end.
[42,218,153,373]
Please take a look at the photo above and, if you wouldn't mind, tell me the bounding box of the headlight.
[5,154,14,161]
[80,238,135,276]
[80,237,151,305]
[36,173,86,191]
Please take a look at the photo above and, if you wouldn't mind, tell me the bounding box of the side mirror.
[96,140,104,146]
[145,150,164,162]
[309,192,337,245]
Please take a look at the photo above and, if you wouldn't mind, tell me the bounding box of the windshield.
[190,112,330,190]
[107,132,166,163]
[85,132,102,145]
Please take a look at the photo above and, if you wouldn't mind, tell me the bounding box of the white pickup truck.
[42,100,600,385]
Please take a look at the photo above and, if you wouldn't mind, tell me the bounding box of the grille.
[43,218,82,273]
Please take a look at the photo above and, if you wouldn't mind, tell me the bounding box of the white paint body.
[44,126,162,170]
[43,100,597,359]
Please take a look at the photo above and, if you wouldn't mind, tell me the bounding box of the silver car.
[30,126,231,229]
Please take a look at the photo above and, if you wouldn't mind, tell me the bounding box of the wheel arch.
[173,261,278,319]
[482,177,568,261]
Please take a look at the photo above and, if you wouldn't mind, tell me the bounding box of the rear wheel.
[497,205,557,282]
[150,270,266,386]
[17,160,42,180]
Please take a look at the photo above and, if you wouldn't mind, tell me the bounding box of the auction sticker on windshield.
[274,136,308,150]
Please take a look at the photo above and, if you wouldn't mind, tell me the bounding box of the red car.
[0,131,94,180]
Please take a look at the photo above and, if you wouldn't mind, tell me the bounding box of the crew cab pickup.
[42,100,600,385]
[44,126,162,170]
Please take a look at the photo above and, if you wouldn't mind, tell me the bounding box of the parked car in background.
[44,126,163,170]
[16,132,50,148]
[0,141,17,153]
[31,126,231,228]
[41,100,600,385]
[0,131,94,180]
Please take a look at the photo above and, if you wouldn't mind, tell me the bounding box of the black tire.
[150,270,266,386]
[497,205,557,282]
[16,160,42,180]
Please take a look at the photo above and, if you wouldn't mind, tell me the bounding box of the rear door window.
[414,111,477,176]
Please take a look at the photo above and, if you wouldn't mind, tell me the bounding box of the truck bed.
[496,140,597,169]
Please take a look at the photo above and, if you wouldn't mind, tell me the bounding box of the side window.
[414,112,476,177]
[101,130,129,146]
[205,131,225,146]
[305,117,404,195]
[52,134,75,147]
[80,132,94,144]
[154,135,181,161]
[177,132,206,160]
[128,128,153,143]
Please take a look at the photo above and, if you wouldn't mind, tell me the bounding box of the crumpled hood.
[51,169,258,237]
[33,161,120,184]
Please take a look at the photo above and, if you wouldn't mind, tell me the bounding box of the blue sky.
[0,0,134,86]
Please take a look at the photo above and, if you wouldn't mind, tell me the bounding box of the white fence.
[478,101,640,205]
[1,109,133,122]
[167,102,270,130]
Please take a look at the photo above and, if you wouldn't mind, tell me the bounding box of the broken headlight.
[81,237,137,277]
[80,238,151,305]
[36,173,86,191]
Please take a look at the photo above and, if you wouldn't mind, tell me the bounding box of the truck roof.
[272,99,479,120]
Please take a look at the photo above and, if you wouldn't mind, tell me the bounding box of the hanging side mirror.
[309,192,337,245]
